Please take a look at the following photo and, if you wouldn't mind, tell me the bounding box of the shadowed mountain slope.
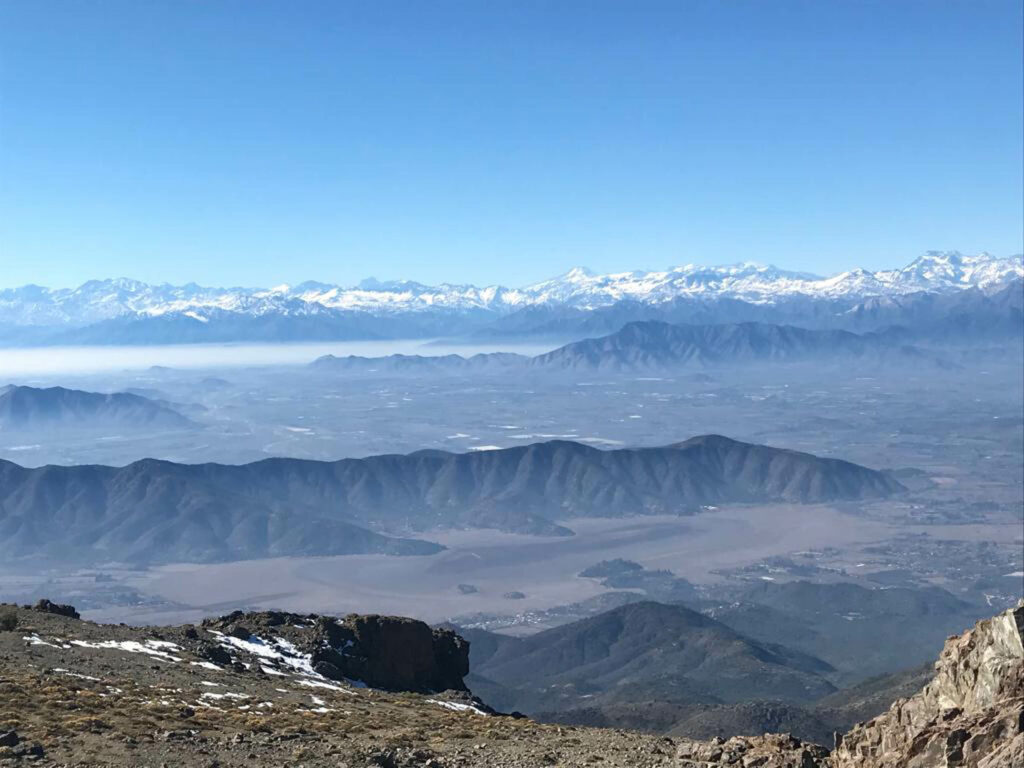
[0,385,193,429]
[309,320,937,375]
[528,321,925,371]
[0,436,902,564]
[469,601,837,715]
[709,580,985,682]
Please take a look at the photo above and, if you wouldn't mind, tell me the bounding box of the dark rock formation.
[203,610,469,693]
[31,599,79,620]
[311,614,469,693]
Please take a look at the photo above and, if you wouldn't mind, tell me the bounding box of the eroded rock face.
[831,601,1024,768]
[31,599,79,619]
[202,610,469,693]
[676,732,829,767]
[310,613,470,692]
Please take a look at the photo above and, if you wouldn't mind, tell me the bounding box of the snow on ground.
[68,638,183,663]
[210,631,317,675]
[427,699,489,715]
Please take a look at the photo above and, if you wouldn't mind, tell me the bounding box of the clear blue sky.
[1,1,1021,289]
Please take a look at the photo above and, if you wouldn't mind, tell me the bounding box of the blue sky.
[1,1,1021,289]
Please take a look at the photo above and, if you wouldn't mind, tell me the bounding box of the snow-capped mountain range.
[0,252,1019,330]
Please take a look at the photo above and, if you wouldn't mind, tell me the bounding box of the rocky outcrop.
[4,600,1023,767]
[309,613,469,692]
[676,732,829,767]
[31,599,80,619]
[831,601,1024,767]
[202,610,469,693]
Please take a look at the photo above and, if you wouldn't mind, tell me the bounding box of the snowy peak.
[889,250,1018,291]
[521,261,828,308]
[0,252,1019,327]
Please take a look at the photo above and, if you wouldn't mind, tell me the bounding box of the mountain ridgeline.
[0,252,1019,346]
[465,601,838,716]
[0,385,193,430]
[0,435,902,565]
[311,320,941,375]
[458,580,989,740]
[528,321,923,371]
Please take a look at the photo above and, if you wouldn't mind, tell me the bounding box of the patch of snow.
[190,661,222,671]
[211,631,316,675]
[68,638,183,663]
[200,691,250,701]
[427,699,489,715]
[295,678,359,694]
[52,668,101,682]
[24,635,70,649]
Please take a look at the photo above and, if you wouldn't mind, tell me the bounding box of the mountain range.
[1,251,1020,345]
[707,580,985,683]
[475,277,1024,343]
[528,321,926,371]
[0,385,193,430]
[311,320,936,373]
[0,435,901,565]
[454,580,990,743]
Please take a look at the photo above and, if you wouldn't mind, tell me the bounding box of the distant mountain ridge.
[468,601,838,716]
[477,278,1024,343]
[0,435,902,565]
[529,321,925,371]
[312,320,935,373]
[460,581,988,742]
[707,580,987,683]
[0,252,1019,345]
[0,385,193,430]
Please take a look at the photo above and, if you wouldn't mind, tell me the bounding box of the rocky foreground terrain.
[0,599,1020,767]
